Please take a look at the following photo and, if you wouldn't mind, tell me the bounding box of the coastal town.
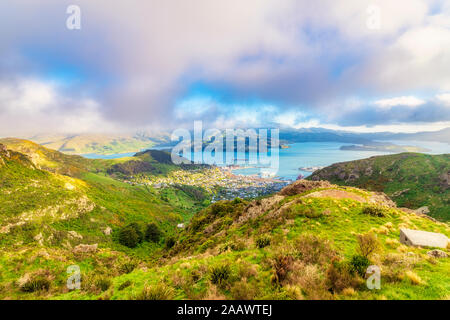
[129,166,290,201]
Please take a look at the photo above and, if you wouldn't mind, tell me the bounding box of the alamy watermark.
[366,265,381,290]
[171,121,280,177]
[67,265,81,290]
[66,5,81,30]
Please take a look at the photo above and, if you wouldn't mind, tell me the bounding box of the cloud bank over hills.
[1,0,450,135]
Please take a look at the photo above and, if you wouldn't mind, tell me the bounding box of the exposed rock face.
[103,227,112,235]
[427,249,448,258]
[73,243,98,254]
[400,228,449,248]
[279,180,333,196]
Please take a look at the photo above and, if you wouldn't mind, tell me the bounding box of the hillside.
[26,133,172,155]
[0,143,448,300]
[54,180,449,300]
[308,153,449,221]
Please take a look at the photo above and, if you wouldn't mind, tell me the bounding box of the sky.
[1,0,450,136]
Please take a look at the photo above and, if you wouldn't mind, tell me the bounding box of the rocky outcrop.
[279,180,333,196]
[427,249,448,258]
[73,243,98,254]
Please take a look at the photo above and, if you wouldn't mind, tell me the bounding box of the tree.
[145,223,162,243]
[118,223,144,248]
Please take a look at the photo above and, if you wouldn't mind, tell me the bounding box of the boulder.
[415,206,430,215]
[427,249,448,258]
[73,243,98,254]
[68,231,83,240]
[103,227,112,235]
[400,228,448,249]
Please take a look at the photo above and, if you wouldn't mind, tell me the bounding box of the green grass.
[309,153,450,221]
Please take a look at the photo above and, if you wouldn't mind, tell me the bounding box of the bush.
[210,264,231,286]
[118,223,144,248]
[145,223,162,243]
[293,235,335,265]
[20,277,51,293]
[271,254,294,285]
[256,236,271,249]
[120,260,138,274]
[326,258,360,293]
[137,283,175,300]
[362,205,385,217]
[165,236,176,249]
[118,280,132,291]
[349,255,371,277]
[357,233,380,258]
[95,277,112,291]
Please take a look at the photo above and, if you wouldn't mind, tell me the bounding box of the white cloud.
[374,96,425,108]
[0,78,116,136]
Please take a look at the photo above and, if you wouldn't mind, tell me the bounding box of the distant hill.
[26,132,172,155]
[308,153,450,221]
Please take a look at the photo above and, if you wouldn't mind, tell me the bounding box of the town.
[128,166,290,201]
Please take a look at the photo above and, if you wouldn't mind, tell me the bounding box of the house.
[400,228,448,248]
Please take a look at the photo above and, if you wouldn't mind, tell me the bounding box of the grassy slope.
[308,153,449,221]
[0,141,208,299]
[0,143,448,300]
[55,184,450,300]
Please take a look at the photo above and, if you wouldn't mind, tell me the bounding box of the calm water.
[81,140,450,181]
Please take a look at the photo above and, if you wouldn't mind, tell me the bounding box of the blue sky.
[1,0,450,135]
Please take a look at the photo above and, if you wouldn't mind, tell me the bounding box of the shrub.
[210,264,231,286]
[349,255,371,277]
[230,280,257,300]
[20,277,51,293]
[357,233,380,258]
[304,207,322,218]
[145,223,162,243]
[271,254,294,285]
[256,236,271,249]
[118,280,132,291]
[136,283,175,300]
[95,277,112,291]
[293,235,335,265]
[118,223,144,248]
[326,258,360,293]
[362,205,385,217]
[120,260,138,274]
[165,236,176,249]
[405,270,424,285]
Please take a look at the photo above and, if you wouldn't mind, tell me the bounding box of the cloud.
[0,78,117,136]
[0,0,449,134]
[374,96,425,109]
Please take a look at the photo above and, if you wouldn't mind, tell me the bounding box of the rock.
[391,189,410,197]
[427,249,448,258]
[400,228,449,249]
[68,231,83,240]
[177,223,185,229]
[73,243,98,254]
[415,206,430,215]
[279,180,333,196]
[34,232,44,246]
[103,227,112,235]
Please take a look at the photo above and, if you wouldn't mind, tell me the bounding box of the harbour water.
[81,140,450,181]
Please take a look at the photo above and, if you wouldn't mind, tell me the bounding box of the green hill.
[308,153,449,221]
[0,143,448,300]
